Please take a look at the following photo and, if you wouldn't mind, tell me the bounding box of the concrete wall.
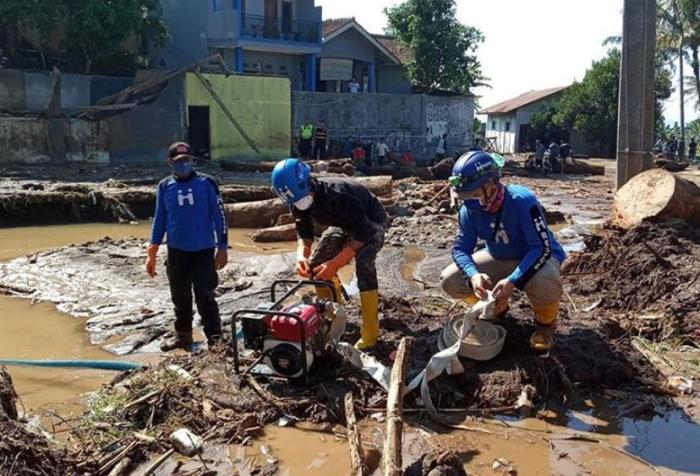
[185,72,291,160]
[0,70,132,112]
[0,117,109,164]
[107,77,185,164]
[157,0,210,67]
[242,50,305,90]
[485,113,517,154]
[292,91,474,159]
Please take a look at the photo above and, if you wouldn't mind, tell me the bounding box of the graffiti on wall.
[425,100,471,143]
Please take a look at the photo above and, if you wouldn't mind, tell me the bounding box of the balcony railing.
[241,14,320,44]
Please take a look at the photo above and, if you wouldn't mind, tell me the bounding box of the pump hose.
[0,359,143,371]
[437,317,507,361]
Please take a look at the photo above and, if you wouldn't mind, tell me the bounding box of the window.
[505,121,511,132]
[492,121,496,130]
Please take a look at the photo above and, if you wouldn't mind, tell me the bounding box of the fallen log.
[383,337,411,476]
[250,224,297,243]
[227,198,288,228]
[219,160,278,173]
[344,393,367,476]
[612,168,700,228]
[219,185,275,203]
[226,176,393,228]
[562,158,605,176]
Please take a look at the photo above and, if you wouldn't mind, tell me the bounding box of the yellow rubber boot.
[530,302,560,352]
[315,276,343,303]
[355,289,379,350]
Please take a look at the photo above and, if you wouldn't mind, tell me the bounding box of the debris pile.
[565,221,700,342]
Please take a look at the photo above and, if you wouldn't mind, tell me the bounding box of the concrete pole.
[679,45,686,159]
[617,0,657,190]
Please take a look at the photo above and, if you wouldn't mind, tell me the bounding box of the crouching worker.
[271,159,388,350]
[146,142,229,351]
[440,151,566,352]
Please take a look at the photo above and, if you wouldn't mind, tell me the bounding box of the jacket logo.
[178,188,194,206]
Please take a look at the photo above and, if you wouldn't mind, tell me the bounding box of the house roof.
[481,86,569,114]
[322,18,401,65]
[322,18,354,37]
[372,35,412,64]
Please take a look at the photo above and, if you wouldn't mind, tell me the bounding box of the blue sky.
[317,0,696,124]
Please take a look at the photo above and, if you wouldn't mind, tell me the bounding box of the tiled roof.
[322,18,354,37]
[481,86,569,114]
[372,35,412,64]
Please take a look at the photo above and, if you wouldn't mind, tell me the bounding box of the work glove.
[145,244,159,278]
[312,246,356,281]
[296,243,313,277]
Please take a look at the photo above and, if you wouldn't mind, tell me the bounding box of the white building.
[481,86,568,154]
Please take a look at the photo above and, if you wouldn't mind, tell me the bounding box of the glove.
[312,246,356,281]
[145,244,159,278]
[296,243,312,278]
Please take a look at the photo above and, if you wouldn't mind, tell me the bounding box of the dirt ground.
[0,157,698,474]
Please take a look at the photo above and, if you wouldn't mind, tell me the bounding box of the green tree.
[530,103,569,145]
[0,0,168,74]
[384,0,486,94]
[530,48,672,157]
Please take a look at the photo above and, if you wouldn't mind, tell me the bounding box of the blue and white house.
[157,0,322,90]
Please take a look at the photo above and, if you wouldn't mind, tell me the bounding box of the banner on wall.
[320,58,353,81]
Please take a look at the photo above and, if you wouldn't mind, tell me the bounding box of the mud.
[564,221,700,342]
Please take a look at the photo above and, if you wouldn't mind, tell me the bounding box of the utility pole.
[617,0,657,189]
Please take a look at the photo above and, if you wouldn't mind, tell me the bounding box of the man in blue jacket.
[440,151,566,352]
[146,142,229,351]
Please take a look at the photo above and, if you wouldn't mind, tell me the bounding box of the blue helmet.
[449,150,500,193]
[271,158,312,204]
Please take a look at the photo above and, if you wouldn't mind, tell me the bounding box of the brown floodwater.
[0,295,114,412]
[0,222,293,411]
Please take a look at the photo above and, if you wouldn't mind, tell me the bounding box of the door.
[264,0,279,38]
[281,1,293,36]
[188,106,211,160]
[518,124,531,153]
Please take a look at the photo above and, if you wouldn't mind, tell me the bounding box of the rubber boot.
[315,276,343,303]
[160,332,194,352]
[530,302,559,352]
[355,289,379,350]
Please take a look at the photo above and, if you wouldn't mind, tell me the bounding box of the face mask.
[293,195,313,211]
[172,160,194,177]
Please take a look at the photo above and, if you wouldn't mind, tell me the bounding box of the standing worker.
[313,119,328,161]
[299,118,314,160]
[146,142,229,351]
[688,137,697,161]
[271,158,388,350]
[440,151,566,352]
[376,137,390,167]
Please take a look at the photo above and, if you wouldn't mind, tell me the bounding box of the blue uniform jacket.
[150,172,228,251]
[452,184,566,289]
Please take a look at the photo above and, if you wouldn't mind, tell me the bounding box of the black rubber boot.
[160,333,194,352]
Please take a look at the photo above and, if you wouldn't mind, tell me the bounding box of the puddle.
[0,295,115,411]
[0,222,294,261]
[231,426,351,475]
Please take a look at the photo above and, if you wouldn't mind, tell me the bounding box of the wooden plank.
[383,337,411,476]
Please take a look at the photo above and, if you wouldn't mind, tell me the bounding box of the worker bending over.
[440,151,566,352]
[271,158,388,350]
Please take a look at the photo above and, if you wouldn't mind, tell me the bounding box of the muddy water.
[231,426,351,475]
[0,222,293,410]
[0,296,114,411]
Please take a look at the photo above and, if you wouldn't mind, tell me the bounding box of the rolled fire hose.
[407,294,506,421]
[437,317,506,361]
[0,359,143,371]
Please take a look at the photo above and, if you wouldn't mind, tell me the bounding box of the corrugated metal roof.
[481,86,569,114]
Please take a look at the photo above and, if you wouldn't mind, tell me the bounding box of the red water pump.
[232,280,347,380]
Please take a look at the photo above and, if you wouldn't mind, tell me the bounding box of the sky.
[316,0,696,125]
